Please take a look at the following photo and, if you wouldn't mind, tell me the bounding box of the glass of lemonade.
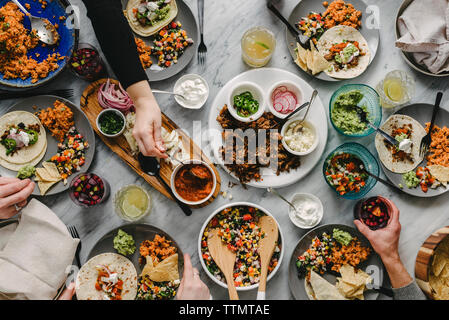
[241,26,276,68]
[376,70,415,109]
[114,185,152,222]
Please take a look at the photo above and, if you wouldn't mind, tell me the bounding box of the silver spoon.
[152,89,188,100]
[267,187,297,212]
[295,89,318,132]
[12,0,59,45]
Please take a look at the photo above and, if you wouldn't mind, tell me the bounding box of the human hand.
[127,81,167,159]
[354,197,401,263]
[58,282,75,300]
[177,254,210,300]
[0,177,35,219]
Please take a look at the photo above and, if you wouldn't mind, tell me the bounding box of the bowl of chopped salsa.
[170,160,216,206]
[198,202,284,291]
[323,142,379,200]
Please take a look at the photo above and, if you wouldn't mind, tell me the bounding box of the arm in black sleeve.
[82,0,148,89]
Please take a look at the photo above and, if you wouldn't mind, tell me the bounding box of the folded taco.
[124,0,178,37]
[375,114,426,174]
[76,253,138,300]
[317,25,371,79]
[0,111,47,171]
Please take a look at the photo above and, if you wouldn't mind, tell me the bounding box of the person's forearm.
[82,0,147,89]
[127,81,157,108]
[381,254,413,289]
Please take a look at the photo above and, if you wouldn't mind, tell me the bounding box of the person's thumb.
[153,120,166,152]
[354,220,372,239]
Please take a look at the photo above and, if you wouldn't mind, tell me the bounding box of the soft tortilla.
[76,253,138,300]
[316,25,371,79]
[305,271,347,300]
[0,138,47,172]
[124,0,178,37]
[375,114,426,173]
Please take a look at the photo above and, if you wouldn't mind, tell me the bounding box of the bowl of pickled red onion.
[267,81,303,119]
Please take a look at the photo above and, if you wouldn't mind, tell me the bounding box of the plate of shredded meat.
[208,68,328,188]
[0,0,76,89]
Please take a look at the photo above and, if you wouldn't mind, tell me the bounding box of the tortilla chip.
[295,43,308,72]
[37,181,58,196]
[149,254,179,282]
[336,265,371,300]
[35,168,60,182]
[305,49,314,71]
[310,42,331,75]
[428,165,449,183]
[42,162,61,179]
[140,255,154,278]
[432,252,449,277]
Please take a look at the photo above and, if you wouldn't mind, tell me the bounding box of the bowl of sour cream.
[173,74,209,109]
[288,193,323,229]
[281,119,319,156]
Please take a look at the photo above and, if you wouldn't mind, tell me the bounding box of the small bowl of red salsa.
[69,43,106,81]
[354,196,391,230]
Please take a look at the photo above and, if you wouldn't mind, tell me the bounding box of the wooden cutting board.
[415,225,449,299]
[80,78,221,208]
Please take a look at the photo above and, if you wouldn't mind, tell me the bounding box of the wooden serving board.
[415,226,449,299]
[80,78,221,208]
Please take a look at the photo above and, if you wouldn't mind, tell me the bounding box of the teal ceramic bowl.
[329,84,382,137]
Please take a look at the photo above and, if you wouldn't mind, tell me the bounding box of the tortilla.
[149,253,179,282]
[429,236,449,300]
[305,271,347,300]
[140,255,155,278]
[375,114,426,173]
[295,42,331,75]
[76,253,138,300]
[428,165,449,183]
[124,0,178,37]
[0,111,47,169]
[316,25,371,79]
[336,264,371,300]
[295,43,308,72]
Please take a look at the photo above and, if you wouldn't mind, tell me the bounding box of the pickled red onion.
[98,79,134,114]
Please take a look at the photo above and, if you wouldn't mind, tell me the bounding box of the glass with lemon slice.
[376,70,415,109]
[114,185,152,222]
[241,26,276,68]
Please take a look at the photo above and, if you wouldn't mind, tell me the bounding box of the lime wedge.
[122,198,144,218]
[384,79,404,102]
[255,41,270,50]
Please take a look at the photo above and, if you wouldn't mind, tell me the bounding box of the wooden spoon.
[257,216,279,300]
[207,228,239,300]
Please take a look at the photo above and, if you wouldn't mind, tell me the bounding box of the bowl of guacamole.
[113,229,136,256]
[330,84,382,137]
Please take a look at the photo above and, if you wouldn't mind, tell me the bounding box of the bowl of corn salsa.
[198,202,284,291]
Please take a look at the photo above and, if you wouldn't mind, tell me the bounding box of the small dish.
[96,109,126,138]
[69,172,110,208]
[329,84,381,138]
[267,80,304,119]
[353,196,391,230]
[281,119,319,156]
[288,193,323,229]
[174,74,209,109]
[170,159,217,206]
[227,81,265,122]
[322,142,379,200]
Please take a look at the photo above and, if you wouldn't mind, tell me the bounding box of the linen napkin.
[0,199,79,300]
[396,0,449,74]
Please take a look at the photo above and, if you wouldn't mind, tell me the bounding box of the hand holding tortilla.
[0,177,35,219]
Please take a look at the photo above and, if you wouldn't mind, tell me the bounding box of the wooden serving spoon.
[207,228,239,300]
[257,216,279,300]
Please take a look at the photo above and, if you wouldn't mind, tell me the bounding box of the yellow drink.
[114,185,151,221]
[383,78,405,102]
[241,26,276,68]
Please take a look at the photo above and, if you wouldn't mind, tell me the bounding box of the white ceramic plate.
[207,68,328,188]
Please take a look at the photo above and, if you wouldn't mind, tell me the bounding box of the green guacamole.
[403,171,420,189]
[17,165,35,179]
[113,229,136,256]
[333,228,353,246]
[331,90,368,135]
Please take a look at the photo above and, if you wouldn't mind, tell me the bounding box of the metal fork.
[420,92,443,158]
[0,89,74,101]
[68,225,82,268]
[197,0,207,67]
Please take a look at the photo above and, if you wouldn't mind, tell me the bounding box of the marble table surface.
[2,0,449,300]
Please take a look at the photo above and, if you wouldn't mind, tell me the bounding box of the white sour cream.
[174,74,209,109]
[289,194,323,228]
[398,138,412,154]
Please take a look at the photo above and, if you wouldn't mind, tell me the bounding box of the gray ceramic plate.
[0,95,95,196]
[379,103,449,197]
[121,0,199,82]
[286,0,380,81]
[87,223,184,281]
[288,224,383,300]
[395,0,449,77]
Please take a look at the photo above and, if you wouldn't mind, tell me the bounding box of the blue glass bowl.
[329,84,382,137]
[0,0,76,89]
[322,143,379,200]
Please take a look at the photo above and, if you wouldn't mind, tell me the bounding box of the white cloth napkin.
[396,0,449,74]
[0,199,79,300]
